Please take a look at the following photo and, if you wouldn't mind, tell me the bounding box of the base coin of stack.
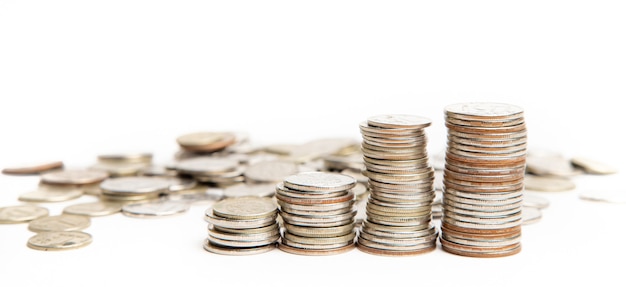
[277,172,357,255]
[356,114,438,256]
[204,196,279,255]
[440,102,526,258]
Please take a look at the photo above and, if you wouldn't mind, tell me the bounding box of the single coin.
[444,102,524,120]
[0,205,49,224]
[27,231,92,251]
[522,207,542,225]
[28,214,91,232]
[63,201,123,217]
[204,209,277,229]
[175,157,240,175]
[122,200,190,218]
[284,172,356,192]
[367,114,432,129]
[224,183,276,198]
[18,189,83,203]
[176,132,236,152]
[244,160,300,183]
[524,175,576,192]
[571,157,618,175]
[41,170,109,185]
[97,152,153,163]
[212,196,277,220]
[525,154,581,177]
[203,240,276,255]
[523,193,550,209]
[100,176,173,195]
[278,241,355,256]
[579,189,626,203]
[2,161,64,175]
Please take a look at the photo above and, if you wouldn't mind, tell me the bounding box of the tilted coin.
[212,196,277,220]
[176,131,236,152]
[122,200,190,218]
[571,157,618,175]
[40,169,109,185]
[0,205,49,224]
[203,240,276,255]
[63,201,123,217]
[28,214,91,232]
[525,154,581,177]
[524,175,576,192]
[367,114,432,129]
[27,231,93,251]
[2,161,63,175]
[579,189,626,204]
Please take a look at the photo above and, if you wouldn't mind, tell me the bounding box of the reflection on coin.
[0,205,49,224]
[571,157,618,175]
[41,170,109,185]
[122,200,190,218]
[522,207,542,225]
[524,175,576,192]
[100,176,172,199]
[28,214,91,232]
[2,161,64,175]
[367,114,432,129]
[63,201,123,217]
[284,172,356,192]
[27,231,92,251]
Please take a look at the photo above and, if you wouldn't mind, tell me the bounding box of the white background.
[1,1,625,286]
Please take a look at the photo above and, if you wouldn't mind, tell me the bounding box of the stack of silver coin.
[204,196,280,255]
[356,114,438,256]
[276,172,357,255]
[440,102,526,257]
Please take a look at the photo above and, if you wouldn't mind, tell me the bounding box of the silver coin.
[122,200,190,218]
[579,189,626,204]
[18,186,84,203]
[0,205,49,224]
[89,161,149,177]
[283,172,356,192]
[212,196,277,220]
[63,201,123,217]
[41,169,109,185]
[522,193,550,209]
[243,160,299,183]
[28,214,91,232]
[367,114,432,129]
[27,231,92,251]
[203,240,276,256]
[526,154,581,177]
[524,175,576,192]
[444,102,524,119]
[175,157,239,175]
[100,176,173,195]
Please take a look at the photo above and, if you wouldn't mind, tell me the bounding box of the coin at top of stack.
[441,102,527,258]
[277,172,357,256]
[356,114,438,256]
[204,196,279,255]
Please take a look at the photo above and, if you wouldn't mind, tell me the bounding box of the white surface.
[1,1,625,286]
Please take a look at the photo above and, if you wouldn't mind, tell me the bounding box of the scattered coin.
[122,200,190,218]
[27,231,92,251]
[526,152,581,177]
[571,157,618,175]
[522,207,542,225]
[100,176,172,202]
[28,214,91,232]
[97,152,153,164]
[41,169,109,185]
[579,189,626,204]
[63,201,123,217]
[2,161,64,175]
[0,205,49,224]
[524,175,576,192]
[176,131,237,152]
[18,184,84,203]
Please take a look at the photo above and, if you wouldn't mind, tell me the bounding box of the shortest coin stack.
[277,172,357,256]
[204,196,280,255]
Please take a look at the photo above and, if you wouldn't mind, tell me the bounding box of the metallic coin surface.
[522,207,542,225]
[523,193,550,209]
[212,196,278,220]
[100,176,173,194]
[244,160,300,183]
[203,240,276,255]
[367,114,432,129]
[27,231,92,251]
[41,170,109,185]
[2,161,64,175]
[28,214,91,232]
[63,201,123,217]
[284,172,356,192]
[177,132,236,152]
[122,200,190,218]
[0,205,49,224]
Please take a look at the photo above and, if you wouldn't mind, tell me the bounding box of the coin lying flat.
[27,231,92,251]
[522,193,550,209]
[579,189,626,204]
[97,152,153,164]
[203,240,276,256]
[63,201,123,217]
[28,214,91,232]
[212,196,278,220]
[243,160,300,184]
[41,170,109,185]
[2,161,64,175]
[176,132,236,152]
[522,207,542,225]
[524,175,576,192]
[122,200,190,218]
[571,157,618,175]
[18,184,84,203]
[0,205,49,224]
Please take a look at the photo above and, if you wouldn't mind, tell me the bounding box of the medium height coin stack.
[356,115,438,256]
[440,102,527,257]
[277,172,357,255]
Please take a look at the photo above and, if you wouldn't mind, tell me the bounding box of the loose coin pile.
[440,102,527,257]
[204,196,280,255]
[277,172,357,255]
[356,114,438,256]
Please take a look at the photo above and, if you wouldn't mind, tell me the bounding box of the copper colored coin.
[445,116,525,128]
[445,122,527,134]
[356,239,436,256]
[439,236,521,258]
[441,221,521,235]
[2,161,64,175]
[278,241,355,256]
[445,152,526,166]
[441,224,521,239]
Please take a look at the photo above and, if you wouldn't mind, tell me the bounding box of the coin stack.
[204,196,280,255]
[356,114,438,256]
[276,172,357,255]
[440,102,527,257]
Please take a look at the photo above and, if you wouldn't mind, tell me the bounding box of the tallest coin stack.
[440,102,527,257]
